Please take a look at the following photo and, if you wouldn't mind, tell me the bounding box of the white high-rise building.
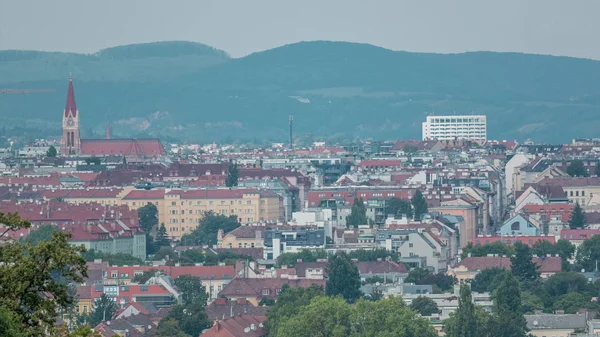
[422,115,487,142]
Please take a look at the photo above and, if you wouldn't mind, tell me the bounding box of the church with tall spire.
[61,75,81,156]
[59,76,166,161]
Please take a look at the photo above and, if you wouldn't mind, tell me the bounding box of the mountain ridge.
[1,40,600,144]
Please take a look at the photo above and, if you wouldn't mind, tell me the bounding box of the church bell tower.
[61,75,81,156]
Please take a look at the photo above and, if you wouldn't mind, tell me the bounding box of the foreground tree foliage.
[276,296,438,337]
[494,273,529,337]
[385,197,413,219]
[265,284,324,336]
[0,211,90,336]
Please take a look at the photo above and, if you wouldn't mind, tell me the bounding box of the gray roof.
[526,313,587,330]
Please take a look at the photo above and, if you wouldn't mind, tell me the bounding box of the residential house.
[205,298,267,321]
[526,313,588,337]
[497,214,539,236]
[473,235,555,247]
[217,225,265,249]
[448,256,562,284]
[560,229,600,248]
[218,277,326,306]
[200,314,267,337]
[263,228,326,260]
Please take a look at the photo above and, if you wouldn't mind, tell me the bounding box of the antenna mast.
[289,115,294,150]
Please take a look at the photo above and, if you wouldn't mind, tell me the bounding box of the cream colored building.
[123,188,281,239]
[45,187,281,240]
[217,225,265,249]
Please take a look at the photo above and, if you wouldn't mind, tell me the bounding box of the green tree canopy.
[20,224,60,246]
[576,234,600,272]
[276,249,328,267]
[385,197,413,219]
[347,248,399,262]
[325,252,362,303]
[411,189,429,221]
[461,241,515,259]
[265,284,324,336]
[444,304,494,337]
[138,203,159,233]
[346,197,368,228]
[494,273,529,337]
[161,301,211,337]
[567,159,589,177]
[410,296,440,316]
[0,212,88,336]
[183,211,241,245]
[225,162,239,187]
[471,267,510,293]
[276,296,438,337]
[276,296,352,337]
[174,275,208,305]
[569,203,586,229]
[89,294,117,327]
[553,292,597,314]
[46,145,57,157]
[511,242,540,284]
[156,318,191,337]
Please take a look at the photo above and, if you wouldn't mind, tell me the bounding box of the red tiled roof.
[522,204,575,223]
[457,256,562,273]
[219,278,325,299]
[122,189,166,200]
[200,315,267,337]
[359,160,402,168]
[560,229,600,241]
[80,138,165,157]
[105,265,236,280]
[473,236,555,247]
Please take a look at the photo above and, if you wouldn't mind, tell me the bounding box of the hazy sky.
[1,0,599,59]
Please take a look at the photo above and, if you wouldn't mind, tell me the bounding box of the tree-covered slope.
[1,40,599,143]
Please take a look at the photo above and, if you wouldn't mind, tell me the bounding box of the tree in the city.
[346,197,368,228]
[89,294,117,327]
[325,252,362,303]
[46,145,57,157]
[0,212,88,336]
[569,203,586,229]
[567,159,589,177]
[411,189,429,221]
[410,296,440,316]
[225,162,239,187]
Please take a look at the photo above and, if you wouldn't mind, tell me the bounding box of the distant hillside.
[1,40,600,143]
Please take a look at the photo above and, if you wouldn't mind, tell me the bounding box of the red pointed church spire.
[65,73,77,117]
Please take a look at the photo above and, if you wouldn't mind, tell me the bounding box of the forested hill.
[1,40,600,143]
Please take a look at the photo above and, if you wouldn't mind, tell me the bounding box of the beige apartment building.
[122,188,281,239]
[44,187,281,240]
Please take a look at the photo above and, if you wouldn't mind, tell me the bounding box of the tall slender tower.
[61,75,81,156]
[289,115,294,150]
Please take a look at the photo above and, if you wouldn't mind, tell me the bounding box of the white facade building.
[422,115,487,142]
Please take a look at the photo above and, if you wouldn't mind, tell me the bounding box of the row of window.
[169,200,264,206]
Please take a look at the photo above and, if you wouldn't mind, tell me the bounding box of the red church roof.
[65,77,77,117]
[80,138,166,157]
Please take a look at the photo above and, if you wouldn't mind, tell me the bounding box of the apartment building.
[422,115,487,142]
[263,228,326,260]
[122,188,281,239]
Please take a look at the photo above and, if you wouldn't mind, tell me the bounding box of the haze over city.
[1,2,600,337]
[2,0,600,59]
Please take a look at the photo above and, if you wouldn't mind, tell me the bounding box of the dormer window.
[262,289,270,296]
